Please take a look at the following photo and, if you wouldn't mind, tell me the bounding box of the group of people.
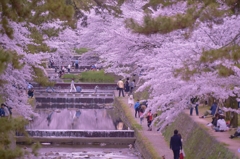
[0,103,12,118]
[117,78,135,97]
[131,99,153,130]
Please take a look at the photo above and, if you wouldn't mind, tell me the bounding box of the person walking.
[170,129,182,159]
[70,79,76,92]
[128,95,134,107]
[146,110,153,131]
[134,100,140,118]
[117,79,124,97]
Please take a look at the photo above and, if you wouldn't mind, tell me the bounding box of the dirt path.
[184,109,240,158]
[115,92,173,159]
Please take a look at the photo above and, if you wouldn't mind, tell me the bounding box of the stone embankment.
[114,92,240,159]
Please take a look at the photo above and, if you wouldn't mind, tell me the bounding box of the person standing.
[125,78,130,95]
[134,100,140,118]
[170,129,182,159]
[2,104,10,119]
[190,96,199,116]
[70,79,76,92]
[117,79,124,97]
[75,59,79,69]
[129,79,135,94]
[67,64,71,73]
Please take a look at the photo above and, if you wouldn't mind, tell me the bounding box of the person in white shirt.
[67,64,71,73]
[70,79,76,92]
[214,116,229,132]
[128,95,134,107]
[117,79,124,97]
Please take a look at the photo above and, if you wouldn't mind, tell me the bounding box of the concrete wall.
[162,113,238,159]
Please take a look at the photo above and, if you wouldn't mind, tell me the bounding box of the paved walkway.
[185,109,240,158]
[115,92,173,159]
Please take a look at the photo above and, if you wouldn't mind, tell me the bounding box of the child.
[128,95,134,107]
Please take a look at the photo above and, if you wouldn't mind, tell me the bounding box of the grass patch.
[134,86,150,100]
[28,98,35,107]
[80,70,115,83]
[74,47,88,55]
[62,70,115,83]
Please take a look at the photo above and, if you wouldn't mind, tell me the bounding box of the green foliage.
[126,10,197,35]
[31,142,41,156]
[117,0,125,6]
[176,45,240,79]
[217,65,234,77]
[0,48,24,74]
[32,67,55,86]
[29,27,44,44]
[142,0,178,11]
[26,44,51,54]
[0,0,75,39]
[42,27,60,38]
[129,0,238,35]
[75,47,88,55]
[73,0,123,17]
[0,117,28,159]
[200,45,240,63]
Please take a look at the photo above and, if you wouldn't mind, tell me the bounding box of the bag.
[116,86,120,90]
[179,152,184,159]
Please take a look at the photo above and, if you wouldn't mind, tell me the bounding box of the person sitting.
[210,113,220,127]
[76,86,82,93]
[200,102,218,118]
[213,116,229,132]
[230,127,240,139]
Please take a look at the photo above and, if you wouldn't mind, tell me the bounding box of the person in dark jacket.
[0,104,5,117]
[170,129,182,159]
[200,102,218,118]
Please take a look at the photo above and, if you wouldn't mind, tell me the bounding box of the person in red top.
[147,110,153,131]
